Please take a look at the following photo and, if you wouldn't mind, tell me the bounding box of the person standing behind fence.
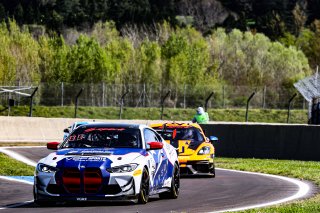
[192,107,209,124]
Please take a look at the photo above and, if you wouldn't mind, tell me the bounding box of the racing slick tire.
[209,162,216,178]
[33,185,54,206]
[138,168,150,204]
[159,163,180,199]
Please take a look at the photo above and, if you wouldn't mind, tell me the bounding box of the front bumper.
[179,160,214,175]
[34,169,139,202]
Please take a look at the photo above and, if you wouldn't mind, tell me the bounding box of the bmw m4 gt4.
[34,123,179,205]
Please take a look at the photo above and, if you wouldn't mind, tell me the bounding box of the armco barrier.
[201,123,320,161]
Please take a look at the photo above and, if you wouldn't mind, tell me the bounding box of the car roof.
[150,122,202,129]
[80,123,145,129]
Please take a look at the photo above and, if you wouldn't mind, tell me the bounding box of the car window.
[61,127,142,149]
[154,127,204,142]
[144,128,160,143]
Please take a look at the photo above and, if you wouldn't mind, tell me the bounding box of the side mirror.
[63,128,70,133]
[47,142,60,150]
[147,141,163,150]
[209,136,219,143]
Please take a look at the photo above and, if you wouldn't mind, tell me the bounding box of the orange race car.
[150,122,218,177]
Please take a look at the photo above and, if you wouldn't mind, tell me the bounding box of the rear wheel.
[159,163,180,199]
[138,168,150,204]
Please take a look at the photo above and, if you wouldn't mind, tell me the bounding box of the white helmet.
[196,107,204,114]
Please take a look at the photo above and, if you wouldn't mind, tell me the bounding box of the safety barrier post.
[119,91,129,119]
[160,90,171,120]
[74,88,83,118]
[245,92,256,122]
[29,87,38,117]
[287,93,297,123]
[205,92,214,111]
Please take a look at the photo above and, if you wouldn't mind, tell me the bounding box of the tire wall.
[201,123,320,161]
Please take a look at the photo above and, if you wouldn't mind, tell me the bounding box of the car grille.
[84,168,102,194]
[62,168,81,193]
[62,168,102,194]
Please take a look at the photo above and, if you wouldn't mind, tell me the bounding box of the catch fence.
[0,83,306,110]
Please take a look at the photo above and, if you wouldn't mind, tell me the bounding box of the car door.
[144,128,168,190]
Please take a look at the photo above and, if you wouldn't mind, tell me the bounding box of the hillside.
[0,0,319,37]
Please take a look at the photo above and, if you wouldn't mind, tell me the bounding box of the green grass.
[0,153,34,176]
[216,158,320,212]
[0,106,309,124]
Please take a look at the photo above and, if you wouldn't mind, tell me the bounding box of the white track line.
[0,200,34,210]
[0,147,37,167]
[212,168,311,212]
[0,176,33,185]
[0,147,312,212]
[0,176,34,210]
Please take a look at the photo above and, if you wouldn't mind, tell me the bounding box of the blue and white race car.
[34,123,180,205]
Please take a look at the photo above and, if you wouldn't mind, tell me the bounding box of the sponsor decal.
[66,156,108,162]
[76,197,87,201]
[84,128,125,133]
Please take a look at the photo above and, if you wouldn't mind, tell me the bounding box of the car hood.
[39,148,146,169]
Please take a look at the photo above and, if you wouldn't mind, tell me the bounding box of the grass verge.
[0,106,309,124]
[216,158,320,212]
[0,153,34,176]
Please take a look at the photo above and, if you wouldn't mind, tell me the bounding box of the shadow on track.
[4,197,162,209]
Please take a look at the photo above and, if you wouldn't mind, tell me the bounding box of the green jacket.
[193,112,209,124]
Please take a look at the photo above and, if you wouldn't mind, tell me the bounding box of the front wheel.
[33,185,54,206]
[209,162,216,178]
[138,168,150,204]
[159,163,180,199]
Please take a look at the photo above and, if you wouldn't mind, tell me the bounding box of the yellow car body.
[150,122,216,177]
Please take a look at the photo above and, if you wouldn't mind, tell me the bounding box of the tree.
[68,35,108,83]
[0,4,5,21]
[13,3,24,23]
[39,35,70,83]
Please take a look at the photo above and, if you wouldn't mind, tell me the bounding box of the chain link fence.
[0,83,306,110]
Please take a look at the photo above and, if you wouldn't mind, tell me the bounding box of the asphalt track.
[0,147,316,213]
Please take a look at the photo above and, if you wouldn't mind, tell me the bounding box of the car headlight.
[198,146,211,155]
[107,163,138,173]
[37,163,59,173]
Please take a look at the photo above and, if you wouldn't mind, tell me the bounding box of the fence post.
[245,92,256,122]
[205,92,214,111]
[262,85,266,109]
[17,81,20,106]
[102,82,105,107]
[61,82,64,107]
[287,93,297,123]
[223,85,225,108]
[184,85,186,109]
[119,91,129,119]
[29,87,39,117]
[160,90,171,120]
[74,88,83,118]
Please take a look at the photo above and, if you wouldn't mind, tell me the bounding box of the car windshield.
[154,127,204,142]
[60,127,142,149]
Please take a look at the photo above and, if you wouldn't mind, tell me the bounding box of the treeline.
[1,0,320,70]
[0,20,310,93]
[0,0,175,30]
